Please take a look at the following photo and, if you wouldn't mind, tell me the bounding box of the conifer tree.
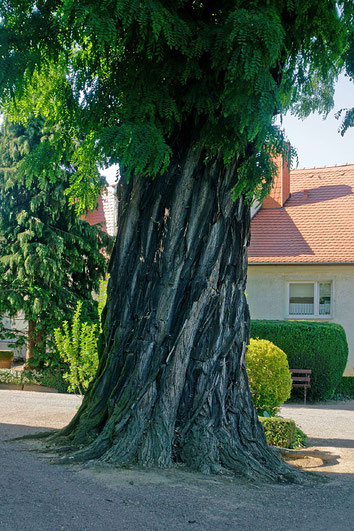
[0,1,352,481]
[0,115,112,358]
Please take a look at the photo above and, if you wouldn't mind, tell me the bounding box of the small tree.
[54,276,110,395]
[0,116,112,358]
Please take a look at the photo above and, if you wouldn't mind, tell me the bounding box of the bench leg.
[304,386,307,405]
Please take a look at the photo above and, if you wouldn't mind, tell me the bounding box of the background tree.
[0,115,112,359]
[0,1,351,481]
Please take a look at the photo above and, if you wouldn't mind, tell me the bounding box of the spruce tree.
[0,115,112,358]
[0,1,352,480]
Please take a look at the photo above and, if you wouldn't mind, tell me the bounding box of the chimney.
[262,151,290,209]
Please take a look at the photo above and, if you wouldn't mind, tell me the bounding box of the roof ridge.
[292,163,354,173]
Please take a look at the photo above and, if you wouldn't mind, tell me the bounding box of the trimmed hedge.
[259,416,307,449]
[335,376,354,398]
[259,417,295,448]
[251,320,348,401]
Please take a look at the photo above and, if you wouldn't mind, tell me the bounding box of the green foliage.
[0,1,351,211]
[335,376,354,399]
[293,426,308,449]
[98,274,110,333]
[0,115,112,355]
[54,301,99,396]
[0,367,68,392]
[38,369,69,394]
[259,416,306,449]
[0,368,41,387]
[251,320,349,401]
[247,338,292,415]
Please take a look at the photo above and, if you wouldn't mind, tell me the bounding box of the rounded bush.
[251,320,348,400]
[246,338,292,415]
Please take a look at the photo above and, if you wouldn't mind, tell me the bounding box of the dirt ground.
[0,390,353,531]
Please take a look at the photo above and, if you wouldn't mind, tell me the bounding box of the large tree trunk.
[54,145,297,481]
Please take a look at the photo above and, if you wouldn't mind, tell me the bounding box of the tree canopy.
[0,1,351,207]
[0,115,112,356]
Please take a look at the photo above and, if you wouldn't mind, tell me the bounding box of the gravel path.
[280,401,354,473]
[0,390,353,531]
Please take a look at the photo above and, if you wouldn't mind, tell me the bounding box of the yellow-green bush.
[259,417,292,448]
[246,338,292,416]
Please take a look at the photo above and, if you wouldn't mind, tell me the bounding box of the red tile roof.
[84,185,117,237]
[248,164,354,264]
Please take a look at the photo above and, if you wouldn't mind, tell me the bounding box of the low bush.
[251,320,348,401]
[246,338,292,416]
[0,368,68,392]
[259,417,306,449]
[0,368,41,386]
[39,370,69,393]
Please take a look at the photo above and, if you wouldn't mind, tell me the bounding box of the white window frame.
[286,281,332,319]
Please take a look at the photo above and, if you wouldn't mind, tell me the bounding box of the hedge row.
[335,376,354,398]
[251,320,348,401]
[0,368,68,393]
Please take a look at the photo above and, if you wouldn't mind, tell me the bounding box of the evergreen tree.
[0,1,352,480]
[0,115,112,358]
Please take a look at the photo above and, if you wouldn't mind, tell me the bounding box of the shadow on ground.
[308,437,354,449]
[0,422,353,530]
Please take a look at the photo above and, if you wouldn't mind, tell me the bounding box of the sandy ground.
[280,401,354,474]
[0,390,353,531]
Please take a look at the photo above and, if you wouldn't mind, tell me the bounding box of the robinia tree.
[0,1,352,481]
[0,115,112,358]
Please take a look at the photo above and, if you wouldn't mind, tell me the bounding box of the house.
[84,184,118,237]
[0,184,118,361]
[247,160,354,376]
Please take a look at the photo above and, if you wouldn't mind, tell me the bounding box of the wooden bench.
[289,369,312,404]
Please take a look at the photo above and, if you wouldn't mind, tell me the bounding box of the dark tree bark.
[54,144,297,482]
[26,320,44,361]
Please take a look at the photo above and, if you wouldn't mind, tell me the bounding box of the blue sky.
[282,74,354,169]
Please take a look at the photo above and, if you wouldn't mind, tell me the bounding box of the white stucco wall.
[0,313,27,360]
[247,264,354,376]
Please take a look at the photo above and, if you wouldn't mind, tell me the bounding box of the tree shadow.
[249,211,315,257]
[308,437,354,449]
[0,422,56,442]
[289,184,353,206]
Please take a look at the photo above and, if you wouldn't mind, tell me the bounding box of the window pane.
[319,283,331,315]
[289,283,314,315]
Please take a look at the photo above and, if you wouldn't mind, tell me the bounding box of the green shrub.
[251,320,348,401]
[0,368,41,386]
[54,301,99,396]
[293,426,308,448]
[335,376,354,399]
[246,338,292,416]
[39,370,69,393]
[0,367,69,392]
[259,417,298,448]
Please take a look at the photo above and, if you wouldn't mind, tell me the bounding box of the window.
[288,282,332,317]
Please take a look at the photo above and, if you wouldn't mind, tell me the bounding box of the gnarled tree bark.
[53,144,297,482]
